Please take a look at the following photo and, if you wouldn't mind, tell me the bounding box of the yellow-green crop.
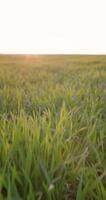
[0,55,106,200]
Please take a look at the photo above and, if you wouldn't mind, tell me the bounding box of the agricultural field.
[0,55,106,200]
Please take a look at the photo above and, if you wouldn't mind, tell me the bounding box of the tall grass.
[0,55,106,199]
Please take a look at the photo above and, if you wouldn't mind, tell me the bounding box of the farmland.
[0,55,106,200]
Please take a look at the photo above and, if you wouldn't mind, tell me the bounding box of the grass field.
[0,55,106,200]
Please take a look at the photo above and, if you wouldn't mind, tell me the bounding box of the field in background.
[0,55,106,200]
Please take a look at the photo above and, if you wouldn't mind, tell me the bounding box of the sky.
[0,0,106,54]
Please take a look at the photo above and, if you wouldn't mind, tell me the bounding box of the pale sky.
[0,0,106,54]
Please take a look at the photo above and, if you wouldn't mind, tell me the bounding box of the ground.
[0,55,106,200]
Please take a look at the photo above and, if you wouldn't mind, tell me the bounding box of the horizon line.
[0,53,106,56]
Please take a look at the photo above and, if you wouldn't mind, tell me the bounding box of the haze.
[0,0,106,54]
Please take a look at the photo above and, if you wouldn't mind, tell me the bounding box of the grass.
[0,55,106,200]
